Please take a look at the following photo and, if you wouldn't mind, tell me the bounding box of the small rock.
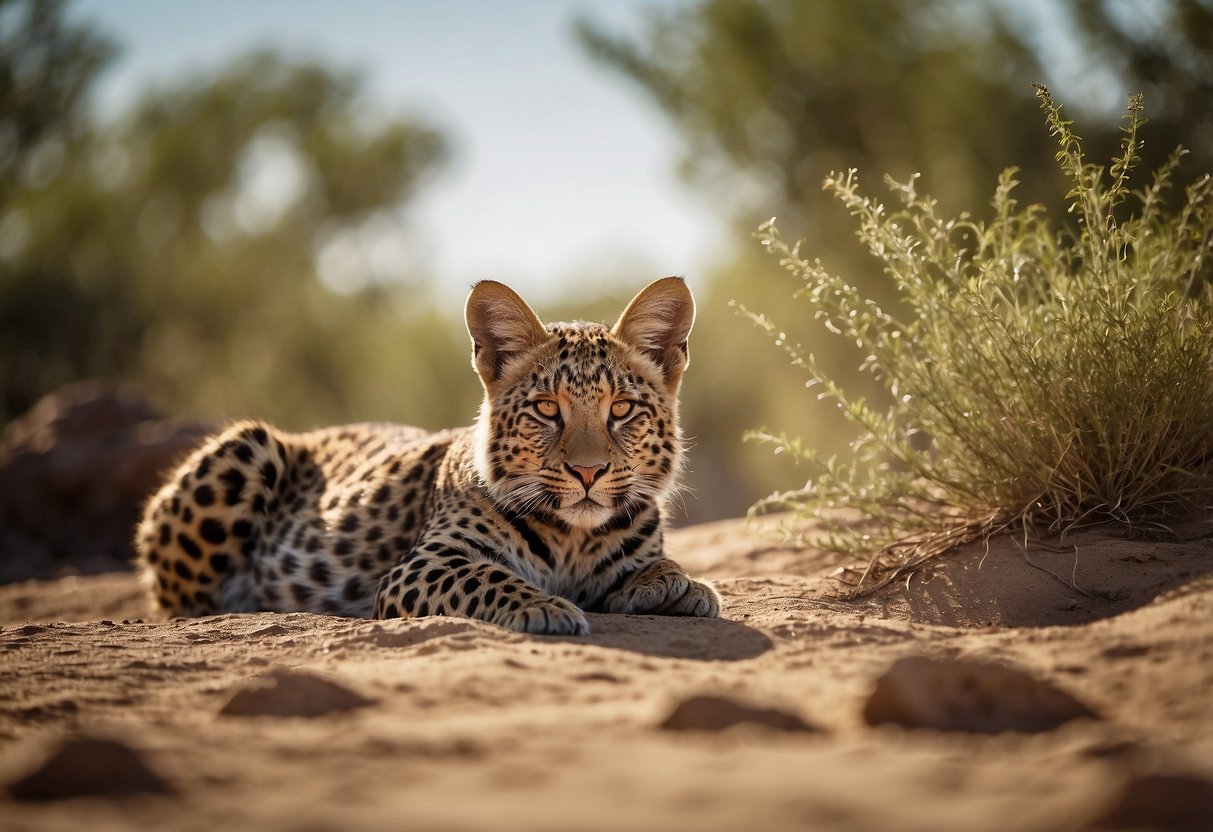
[219,670,374,718]
[660,694,817,733]
[863,655,1097,734]
[1086,772,1213,831]
[8,736,173,800]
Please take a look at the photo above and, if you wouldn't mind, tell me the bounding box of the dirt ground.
[2,516,1213,832]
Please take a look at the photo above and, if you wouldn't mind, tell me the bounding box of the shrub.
[740,86,1213,594]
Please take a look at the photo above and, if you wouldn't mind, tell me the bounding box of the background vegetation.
[748,88,1213,591]
[3,0,1212,525]
[579,0,1213,521]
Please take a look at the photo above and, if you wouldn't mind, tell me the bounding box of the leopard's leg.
[600,558,721,618]
[375,550,589,636]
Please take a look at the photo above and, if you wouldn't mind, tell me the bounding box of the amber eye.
[610,400,634,420]
[535,399,559,418]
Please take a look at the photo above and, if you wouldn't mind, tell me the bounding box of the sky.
[70,0,723,303]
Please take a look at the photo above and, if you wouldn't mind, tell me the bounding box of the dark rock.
[8,736,173,800]
[0,380,210,583]
[1086,772,1213,831]
[219,670,375,717]
[863,655,1098,734]
[660,693,817,733]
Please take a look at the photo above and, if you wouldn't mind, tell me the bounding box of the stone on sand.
[863,655,1098,734]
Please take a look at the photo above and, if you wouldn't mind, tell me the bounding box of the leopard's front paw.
[497,594,590,636]
[657,578,721,617]
[604,561,721,618]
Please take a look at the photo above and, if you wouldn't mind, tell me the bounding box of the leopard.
[133,277,721,635]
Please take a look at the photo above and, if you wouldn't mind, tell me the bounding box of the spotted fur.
[134,277,720,634]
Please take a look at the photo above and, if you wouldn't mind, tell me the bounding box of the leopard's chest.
[467,508,662,606]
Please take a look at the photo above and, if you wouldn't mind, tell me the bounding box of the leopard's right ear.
[465,280,550,385]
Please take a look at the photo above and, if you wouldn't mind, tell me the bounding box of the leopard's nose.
[566,463,607,490]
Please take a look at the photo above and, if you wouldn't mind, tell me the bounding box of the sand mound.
[1086,771,1213,832]
[862,655,1098,734]
[8,736,172,801]
[1,516,1212,831]
[659,694,818,733]
[219,671,375,718]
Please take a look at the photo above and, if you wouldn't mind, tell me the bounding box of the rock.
[0,380,211,583]
[1086,772,1213,831]
[8,736,173,800]
[863,655,1098,734]
[219,670,375,717]
[659,693,817,733]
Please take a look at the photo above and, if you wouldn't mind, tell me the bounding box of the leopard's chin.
[557,498,614,530]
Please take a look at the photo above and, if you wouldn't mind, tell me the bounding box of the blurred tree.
[578,0,1213,522]
[0,0,478,430]
[580,0,1212,227]
[0,0,114,203]
[1067,0,1213,159]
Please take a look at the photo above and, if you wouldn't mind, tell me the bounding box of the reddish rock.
[0,380,210,582]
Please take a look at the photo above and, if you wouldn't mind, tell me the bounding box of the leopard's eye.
[535,399,559,418]
[610,400,634,420]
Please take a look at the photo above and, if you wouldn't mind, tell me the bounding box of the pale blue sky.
[71,0,723,302]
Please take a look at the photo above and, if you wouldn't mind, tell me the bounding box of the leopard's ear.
[465,280,550,385]
[612,276,695,388]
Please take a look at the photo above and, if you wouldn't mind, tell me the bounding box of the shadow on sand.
[565,612,773,661]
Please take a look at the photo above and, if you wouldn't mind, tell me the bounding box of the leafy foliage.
[744,88,1213,591]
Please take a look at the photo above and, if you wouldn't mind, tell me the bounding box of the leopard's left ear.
[612,276,695,388]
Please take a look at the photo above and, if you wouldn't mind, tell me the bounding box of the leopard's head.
[466,277,693,530]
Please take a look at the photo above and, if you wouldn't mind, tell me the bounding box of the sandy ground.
[2,516,1213,832]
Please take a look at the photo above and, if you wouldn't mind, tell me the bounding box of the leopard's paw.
[604,561,722,618]
[656,578,721,618]
[497,594,590,636]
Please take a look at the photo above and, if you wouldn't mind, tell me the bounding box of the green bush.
[741,86,1213,593]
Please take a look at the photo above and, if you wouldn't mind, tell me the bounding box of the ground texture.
[3,517,1213,832]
